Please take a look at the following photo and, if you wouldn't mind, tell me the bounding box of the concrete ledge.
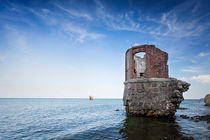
[124,77,176,84]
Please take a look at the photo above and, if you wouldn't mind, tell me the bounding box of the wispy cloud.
[0,2,35,27]
[2,0,209,44]
[181,67,200,73]
[0,1,104,43]
[198,52,210,57]
[149,0,210,38]
[190,74,210,83]
[28,8,58,25]
[28,7,104,43]
[55,4,92,20]
[106,12,141,32]
[191,60,197,63]
[63,23,105,43]
[95,0,209,38]
[95,0,141,32]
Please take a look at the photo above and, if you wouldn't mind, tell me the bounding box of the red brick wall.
[125,45,168,80]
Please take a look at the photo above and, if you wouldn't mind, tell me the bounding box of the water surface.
[0,98,209,139]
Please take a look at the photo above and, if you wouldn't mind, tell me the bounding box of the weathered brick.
[123,45,190,117]
[125,45,168,80]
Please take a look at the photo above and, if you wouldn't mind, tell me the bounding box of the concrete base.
[123,78,190,117]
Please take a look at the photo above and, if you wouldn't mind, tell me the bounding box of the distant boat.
[89,96,94,100]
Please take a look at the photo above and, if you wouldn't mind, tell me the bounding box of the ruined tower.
[125,45,168,80]
[123,45,190,117]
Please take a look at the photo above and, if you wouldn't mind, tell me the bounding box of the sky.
[0,0,210,99]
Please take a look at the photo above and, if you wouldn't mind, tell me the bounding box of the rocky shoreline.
[180,114,210,123]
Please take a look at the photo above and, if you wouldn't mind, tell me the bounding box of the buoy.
[89,96,94,100]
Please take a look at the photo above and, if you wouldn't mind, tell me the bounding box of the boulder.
[204,94,210,106]
[177,136,195,140]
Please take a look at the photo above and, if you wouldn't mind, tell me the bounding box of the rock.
[177,136,195,140]
[178,107,188,110]
[180,115,190,119]
[204,94,210,106]
[194,115,210,122]
[180,114,210,123]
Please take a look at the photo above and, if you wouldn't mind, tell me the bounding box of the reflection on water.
[120,116,184,140]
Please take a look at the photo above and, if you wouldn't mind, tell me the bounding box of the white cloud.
[28,8,104,43]
[95,1,141,32]
[95,0,209,38]
[132,43,141,46]
[55,4,92,20]
[198,52,210,57]
[0,3,35,27]
[28,8,58,25]
[148,0,209,38]
[107,12,141,32]
[63,23,105,43]
[181,67,200,73]
[190,74,210,83]
[191,60,197,63]
[179,77,188,81]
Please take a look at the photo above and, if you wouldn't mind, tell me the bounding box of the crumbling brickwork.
[123,45,190,117]
[125,45,168,80]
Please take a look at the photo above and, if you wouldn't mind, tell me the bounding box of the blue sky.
[0,0,210,98]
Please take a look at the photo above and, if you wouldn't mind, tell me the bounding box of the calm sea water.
[0,98,209,140]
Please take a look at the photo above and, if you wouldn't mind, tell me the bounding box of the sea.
[0,98,209,140]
